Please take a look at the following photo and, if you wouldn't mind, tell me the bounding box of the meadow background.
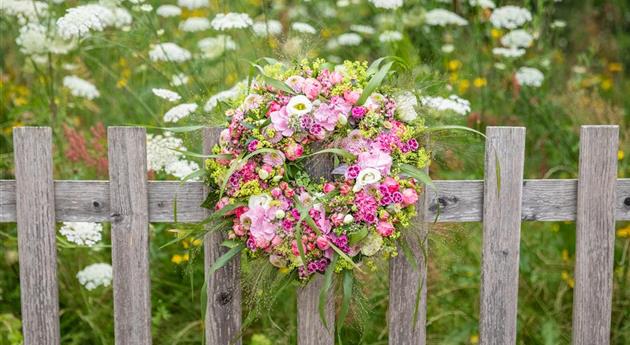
[0,0,629,344]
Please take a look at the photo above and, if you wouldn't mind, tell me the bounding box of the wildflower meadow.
[0,0,629,344]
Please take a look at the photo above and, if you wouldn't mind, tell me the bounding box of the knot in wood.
[110,213,123,223]
[624,197,630,207]
[92,201,101,208]
[157,201,166,208]
[216,291,233,305]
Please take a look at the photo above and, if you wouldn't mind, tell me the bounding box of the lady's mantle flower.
[353,167,382,192]
[164,103,197,122]
[77,263,112,290]
[515,67,544,87]
[149,43,192,62]
[489,6,532,29]
[152,88,181,102]
[211,13,253,31]
[60,222,103,246]
[63,76,100,100]
[425,9,468,26]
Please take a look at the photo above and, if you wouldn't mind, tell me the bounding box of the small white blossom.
[420,95,471,115]
[425,9,468,26]
[252,20,283,37]
[164,103,197,122]
[489,6,532,29]
[515,67,544,87]
[152,88,181,102]
[469,0,495,9]
[179,17,210,32]
[551,20,566,29]
[441,44,455,53]
[286,95,313,116]
[337,33,362,46]
[63,76,100,100]
[379,30,403,42]
[291,22,316,34]
[0,0,49,23]
[368,0,403,9]
[492,47,526,58]
[156,5,181,17]
[353,168,382,192]
[77,263,112,290]
[177,0,208,9]
[60,222,103,247]
[500,29,533,48]
[197,35,237,59]
[350,24,375,35]
[170,73,189,86]
[210,12,252,31]
[149,42,191,62]
[396,91,418,122]
[204,81,246,112]
[165,159,199,179]
[56,4,115,39]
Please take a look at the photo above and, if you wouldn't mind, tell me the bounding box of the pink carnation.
[357,149,392,175]
[313,103,339,131]
[402,188,418,206]
[302,78,322,100]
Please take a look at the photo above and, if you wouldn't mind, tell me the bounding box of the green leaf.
[348,227,368,245]
[397,236,418,271]
[336,270,354,339]
[427,125,487,139]
[357,61,394,105]
[249,62,295,94]
[329,243,363,273]
[208,243,245,276]
[220,239,240,249]
[398,163,435,190]
[293,221,308,270]
[170,148,234,160]
[319,254,338,329]
[298,148,355,161]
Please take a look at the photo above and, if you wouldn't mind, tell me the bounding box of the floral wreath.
[203,58,431,327]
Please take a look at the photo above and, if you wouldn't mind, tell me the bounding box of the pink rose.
[376,221,395,237]
[330,71,343,84]
[402,188,418,206]
[285,75,305,93]
[316,236,330,250]
[302,78,322,100]
[343,90,361,104]
[285,142,303,161]
[323,182,336,193]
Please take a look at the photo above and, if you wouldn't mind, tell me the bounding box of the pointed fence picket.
[1,125,628,345]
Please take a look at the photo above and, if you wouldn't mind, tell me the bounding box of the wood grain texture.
[571,126,619,345]
[388,169,429,345]
[1,179,629,223]
[13,127,60,345]
[298,145,334,345]
[479,127,526,345]
[108,127,152,345]
[203,127,242,345]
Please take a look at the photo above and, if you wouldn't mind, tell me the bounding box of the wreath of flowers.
[205,59,430,283]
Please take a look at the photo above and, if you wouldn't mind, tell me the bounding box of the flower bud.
[343,214,354,224]
[275,210,286,219]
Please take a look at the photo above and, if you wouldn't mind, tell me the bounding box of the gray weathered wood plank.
[571,126,619,345]
[479,127,526,345]
[108,127,152,345]
[1,179,629,223]
[298,146,335,345]
[389,166,429,345]
[13,127,60,345]
[203,128,242,345]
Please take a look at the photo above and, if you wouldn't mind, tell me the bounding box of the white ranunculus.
[396,91,418,122]
[353,168,382,192]
[286,95,313,116]
[248,194,272,209]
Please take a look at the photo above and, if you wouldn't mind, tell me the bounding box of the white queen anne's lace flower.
[60,222,103,247]
[379,30,403,42]
[492,47,526,58]
[291,22,316,34]
[204,81,247,112]
[149,43,192,62]
[15,23,75,55]
[152,88,181,102]
[77,263,112,290]
[170,73,189,86]
[56,4,115,39]
[1,0,49,23]
[469,0,495,9]
[179,17,210,32]
[156,5,181,17]
[252,20,283,37]
[420,95,471,115]
[178,0,208,9]
[337,33,362,46]
[368,0,403,9]
[500,29,533,48]
[350,25,375,35]
[146,132,200,179]
[164,103,197,122]
[210,12,253,31]
[395,91,418,122]
[63,76,100,100]
[490,6,532,29]
[425,9,468,26]
[197,35,237,59]
[165,159,199,179]
[515,67,544,87]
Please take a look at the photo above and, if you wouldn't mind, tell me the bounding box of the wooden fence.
[0,125,628,345]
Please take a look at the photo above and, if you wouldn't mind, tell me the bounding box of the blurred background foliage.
[0,0,629,344]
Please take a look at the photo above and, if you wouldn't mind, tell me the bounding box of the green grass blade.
[357,61,394,105]
[319,253,339,329]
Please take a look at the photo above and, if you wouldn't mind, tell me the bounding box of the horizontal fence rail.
[1,179,629,223]
[2,125,627,345]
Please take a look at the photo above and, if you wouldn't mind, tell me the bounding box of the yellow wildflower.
[600,78,612,90]
[561,249,569,263]
[192,239,203,247]
[617,225,630,238]
[618,150,624,161]
[608,62,623,73]
[561,271,575,288]
[458,79,470,93]
[225,73,237,85]
[171,254,184,264]
[448,59,462,71]
[473,77,487,88]
[490,28,502,39]
[470,334,479,344]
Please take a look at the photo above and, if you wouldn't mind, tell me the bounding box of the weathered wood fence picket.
[0,125,628,345]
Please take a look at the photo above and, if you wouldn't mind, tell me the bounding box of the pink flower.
[240,206,277,248]
[285,75,305,93]
[313,103,339,131]
[351,106,367,119]
[285,142,303,161]
[344,90,361,104]
[316,236,330,250]
[270,106,294,137]
[323,182,336,193]
[382,177,399,193]
[402,188,418,206]
[302,78,322,100]
[376,221,395,237]
[263,152,285,167]
[357,149,392,175]
[330,71,343,84]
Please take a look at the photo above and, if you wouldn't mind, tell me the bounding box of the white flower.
[395,92,418,122]
[248,194,272,209]
[343,214,354,224]
[500,29,533,48]
[441,44,455,53]
[469,0,495,9]
[515,67,544,87]
[56,4,115,39]
[163,103,197,122]
[360,232,383,256]
[337,33,362,46]
[551,20,566,29]
[147,132,182,171]
[197,35,237,59]
[177,0,208,9]
[286,95,313,116]
[291,22,316,34]
[353,168,382,192]
[165,159,199,179]
[170,73,189,86]
[425,9,468,26]
[16,23,74,55]
[420,95,471,115]
[379,30,403,42]
[149,43,191,62]
[369,0,403,9]
[152,88,181,102]
[60,222,103,247]
[204,80,246,112]
[156,5,181,17]
[63,76,100,100]
[0,0,49,23]
[111,7,133,29]
[489,6,532,29]
[350,24,375,35]
[77,263,112,290]
[492,47,526,58]
[179,17,210,32]
[252,20,283,37]
[210,12,252,31]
